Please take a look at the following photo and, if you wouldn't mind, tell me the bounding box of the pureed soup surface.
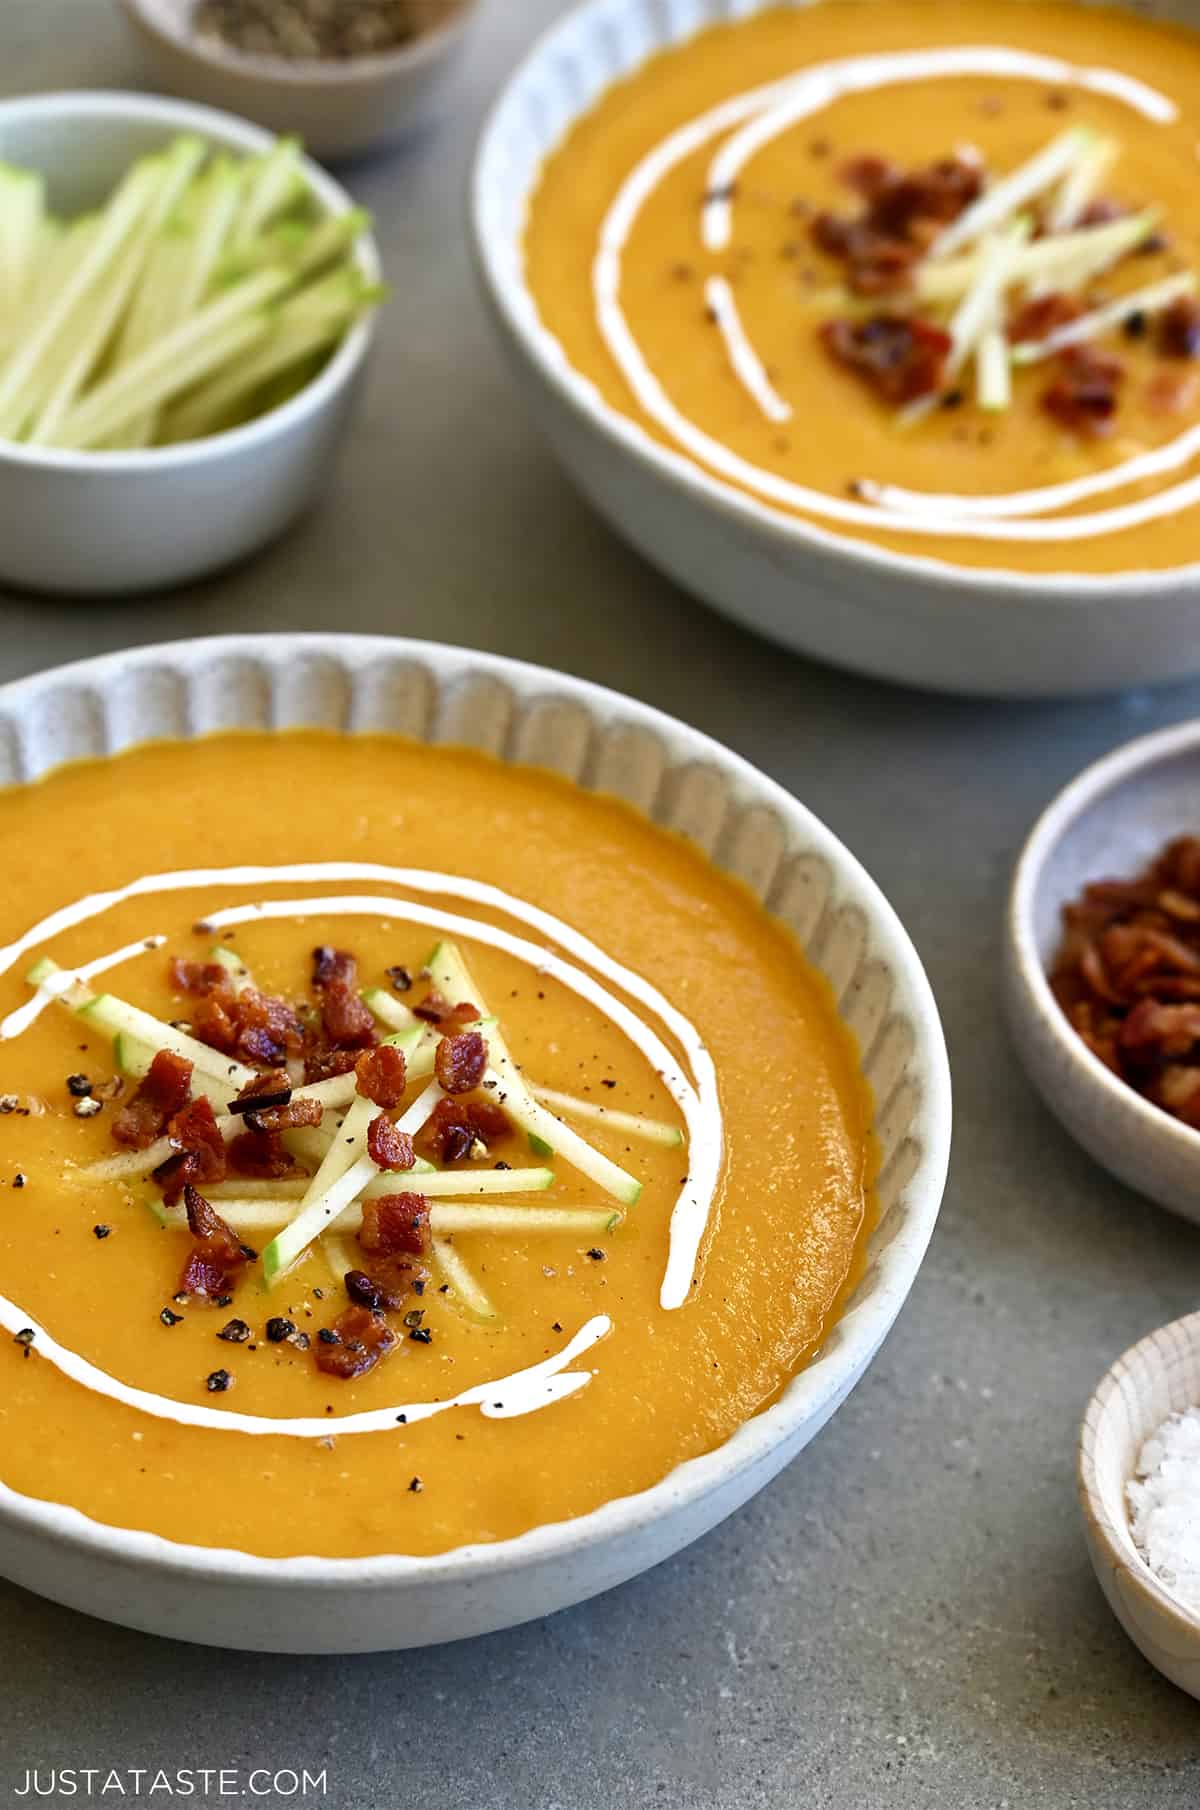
[0,733,873,1559]
[523,0,1200,574]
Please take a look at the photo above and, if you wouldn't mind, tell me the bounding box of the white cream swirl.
[592,46,1198,543]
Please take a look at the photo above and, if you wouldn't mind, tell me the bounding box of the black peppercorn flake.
[386,965,413,993]
[66,1074,92,1098]
[206,1368,233,1393]
[160,1307,184,1327]
[13,1327,35,1352]
[215,1294,234,1309]
[13,1173,26,1189]
[403,1309,424,1329]
[217,1318,251,1344]
[93,1224,111,1241]
[0,1094,17,1114]
[408,1326,433,1345]
[396,1413,408,1424]
[586,1247,607,1262]
[552,1322,563,1333]
[318,1327,340,1345]
[408,1476,423,1494]
[265,1317,295,1344]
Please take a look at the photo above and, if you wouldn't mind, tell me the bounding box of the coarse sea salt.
[1128,1406,1200,1614]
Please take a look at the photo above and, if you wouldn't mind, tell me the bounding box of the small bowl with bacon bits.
[1007,718,1200,1224]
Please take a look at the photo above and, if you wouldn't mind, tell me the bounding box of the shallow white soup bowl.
[0,93,379,596]
[0,633,950,1652]
[472,0,1200,698]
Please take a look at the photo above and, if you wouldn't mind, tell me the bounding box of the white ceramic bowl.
[0,633,950,1652]
[0,93,379,597]
[119,0,479,161]
[1080,1310,1200,1701]
[1007,718,1200,1226]
[472,0,1200,699]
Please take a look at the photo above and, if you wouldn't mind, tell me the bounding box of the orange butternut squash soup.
[0,734,873,1559]
[523,0,1200,574]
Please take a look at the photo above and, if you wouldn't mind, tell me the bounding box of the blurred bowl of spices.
[119,0,480,161]
[1006,718,1200,1226]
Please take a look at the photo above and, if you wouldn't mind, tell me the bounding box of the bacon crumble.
[1051,836,1200,1126]
[111,1050,194,1149]
[1159,296,1200,360]
[1008,292,1081,343]
[813,151,983,295]
[413,990,479,1027]
[821,314,953,404]
[422,1095,510,1165]
[358,1192,431,1259]
[355,1043,408,1108]
[226,1127,297,1179]
[178,1183,247,1299]
[155,1095,227,1205]
[366,1113,416,1172]
[319,981,377,1050]
[435,1030,488,1096]
[1041,344,1124,437]
[314,1305,397,1379]
[344,1268,406,1312]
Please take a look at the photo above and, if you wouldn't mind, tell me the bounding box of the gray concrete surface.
[0,2,1198,1804]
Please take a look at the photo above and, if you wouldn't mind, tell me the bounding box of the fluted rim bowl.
[0,91,379,475]
[1079,1310,1200,1699]
[1007,718,1200,1227]
[470,0,1200,697]
[0,633,950,1652]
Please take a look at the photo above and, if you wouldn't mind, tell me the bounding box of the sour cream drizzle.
[0,1297,612,1438]
[0,934,168,1039]
[592,47,1200,542]
[0,864,724,1437]
[705,276,792,423]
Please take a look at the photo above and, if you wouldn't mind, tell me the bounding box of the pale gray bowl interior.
[0,111,217,214]
[0,102,305,216]
[1030,743,1200,973]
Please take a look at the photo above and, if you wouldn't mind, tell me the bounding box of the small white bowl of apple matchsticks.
[0,90,382,595]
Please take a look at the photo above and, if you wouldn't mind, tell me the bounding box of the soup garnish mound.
[0,733,873,1558]
[24,936,651,1384]
[523,0,1200,574]
[811,136,1196,433]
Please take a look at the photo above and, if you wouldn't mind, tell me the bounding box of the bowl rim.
[0,630,951,1592]
[120,0,478,87]
[0,89,380,471]
[470,0,1200,603]
[1078,1306,1200,1644]
[1008,715,1200,1169]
